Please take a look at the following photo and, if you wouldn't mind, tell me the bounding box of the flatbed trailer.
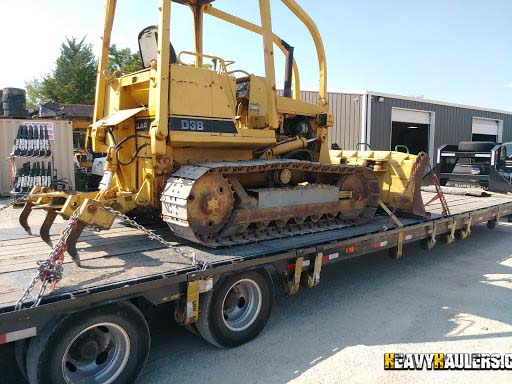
[1,191,511,383]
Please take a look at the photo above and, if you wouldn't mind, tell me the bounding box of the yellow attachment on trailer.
[329,150,429,217]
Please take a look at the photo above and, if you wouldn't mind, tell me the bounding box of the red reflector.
[0,334,6,344]
[372,240,388,249]
[287,264,295,271]
[322,255,329,263]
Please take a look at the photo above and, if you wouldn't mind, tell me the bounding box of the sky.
[1,0,511,110]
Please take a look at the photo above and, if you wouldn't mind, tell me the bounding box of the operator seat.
[138,26,177,68]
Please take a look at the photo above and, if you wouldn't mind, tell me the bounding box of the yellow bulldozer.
[19,0,428,262]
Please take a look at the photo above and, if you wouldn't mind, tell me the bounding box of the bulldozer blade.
[19,201,35,235]
[409,152,430,218]
[398,152,430,218]
[66,221,87,267]
[40,210,58,247]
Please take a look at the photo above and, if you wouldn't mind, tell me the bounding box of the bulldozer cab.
[130,2,315,132]
[94,0,329,131]
[89,0,332,170]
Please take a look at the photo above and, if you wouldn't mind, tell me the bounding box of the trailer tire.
[196,270,273,348]
[487,219,497,229]
[440,232,454,244]
[26,301,150,384]
[182,323,200,337]
[14,338,30,380]
[388,247,401,260]
[455,228,470,240]
[457,141,496,152]
[420,237,436,250]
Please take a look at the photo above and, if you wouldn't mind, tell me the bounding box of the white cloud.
[506,106,512,112]
[506,83,512,88]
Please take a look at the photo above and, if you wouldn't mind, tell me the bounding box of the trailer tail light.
[0,327,36,344]
[345,246,355,254]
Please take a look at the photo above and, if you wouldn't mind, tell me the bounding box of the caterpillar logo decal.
[169,117,237,133]
[135,118,152,131]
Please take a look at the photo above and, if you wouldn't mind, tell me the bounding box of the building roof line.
[322,89,512,116]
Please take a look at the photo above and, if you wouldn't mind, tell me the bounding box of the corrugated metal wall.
[278,90,363,149]
[0,119,75,195]
[369,96,512,151]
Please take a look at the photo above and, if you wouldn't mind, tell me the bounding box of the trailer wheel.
[420,237,436,250]
[455,228,470,240]
[388,247,401,260]
[26,302,150,384]
[440,233,454,244]
[487,219,497,230]
[14,338,30,380]
[196,270,273,348]
[181,323,200,337]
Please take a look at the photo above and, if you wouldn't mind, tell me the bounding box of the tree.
[25,78,43,109]
[26,37,97,105]
[109,44,142,73]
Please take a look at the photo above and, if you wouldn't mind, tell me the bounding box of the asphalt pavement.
[138,222,512,384]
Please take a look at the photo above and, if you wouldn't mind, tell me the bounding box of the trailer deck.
[1,191,511,317]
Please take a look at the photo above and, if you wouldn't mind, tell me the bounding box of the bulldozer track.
[162,159,380,247]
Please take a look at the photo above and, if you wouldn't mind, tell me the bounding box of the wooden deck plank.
[0,241,165,274]
[0,224,140,246]
[422,192,512,215]
[0,228,154,258]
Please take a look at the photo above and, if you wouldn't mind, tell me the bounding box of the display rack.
[9,121,55,200]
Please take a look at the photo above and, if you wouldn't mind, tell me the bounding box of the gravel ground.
[1,199,512,383]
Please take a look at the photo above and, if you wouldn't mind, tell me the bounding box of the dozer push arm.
[259,0,279,129]
[281,0,327,107]
[94,0,117,124]
[151,0,171,156]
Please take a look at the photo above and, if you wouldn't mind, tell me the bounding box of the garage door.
[391,108,431,124]
[472,118,499,136]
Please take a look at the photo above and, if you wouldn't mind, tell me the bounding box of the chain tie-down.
[14,204,208,310]
[15,210,80,310]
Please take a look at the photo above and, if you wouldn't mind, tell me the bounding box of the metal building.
[292,90,512,163]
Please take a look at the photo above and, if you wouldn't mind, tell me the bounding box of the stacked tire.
[2,87,27,118]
